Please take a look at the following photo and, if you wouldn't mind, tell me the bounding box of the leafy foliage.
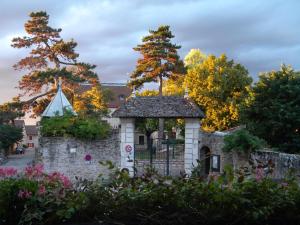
[184,52,252,131]
[40,114,111,140]
[223,129,266,153]
[0,125,23,153]
[73,86,107,116]
[184,48,207,68]
[0,98,24,124]
[242,65,300,153]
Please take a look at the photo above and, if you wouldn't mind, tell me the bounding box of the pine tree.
[12,11,100,115]
[128,25,183,95]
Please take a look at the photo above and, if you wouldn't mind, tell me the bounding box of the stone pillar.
[184,118,200,175]
[120,118,135,176]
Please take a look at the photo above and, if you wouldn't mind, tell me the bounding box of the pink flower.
[47,172,72,188]
[0,167,18,178]
[24,164,44,178]
[18,189,32,199]
[38,185,46,195]
[255,167,264,182]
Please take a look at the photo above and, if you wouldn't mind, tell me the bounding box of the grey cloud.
[0,0,300,103]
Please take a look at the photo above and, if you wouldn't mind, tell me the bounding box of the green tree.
[242,65,300,153]
[0,99,24,154]
[223,129,266,153]
[184,53,252,132]
[0,98,24,124]
[12,11,101,115]
[0,125,23,154]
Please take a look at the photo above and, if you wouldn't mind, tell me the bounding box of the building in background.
[102,83,132,129]
[24,125,38,149]
[14,120,39,150]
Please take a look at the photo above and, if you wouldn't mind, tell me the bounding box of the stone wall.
[200,130,300,179]
[37,130,120,181]
[250,150,300,179]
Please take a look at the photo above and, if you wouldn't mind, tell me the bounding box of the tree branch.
[21,89,56,105]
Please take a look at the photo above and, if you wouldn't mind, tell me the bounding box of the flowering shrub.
[0,167,17,177]
[1,164,300,225]
[0,164,86,225]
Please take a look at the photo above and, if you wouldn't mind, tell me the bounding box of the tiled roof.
[25,125,38,136]
[14,120,25,128]
[102,84,132,108]
[112,96,204,118]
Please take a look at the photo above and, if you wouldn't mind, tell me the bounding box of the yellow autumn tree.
[73,86,107,115]
[184,52,252,132]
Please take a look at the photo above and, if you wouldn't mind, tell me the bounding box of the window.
[29,136,32,140]
[138,136,145,145]
[28,143,34,148]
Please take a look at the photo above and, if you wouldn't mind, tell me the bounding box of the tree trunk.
[158,75,164,150]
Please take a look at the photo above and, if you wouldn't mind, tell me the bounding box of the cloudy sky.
[0,0,300,104]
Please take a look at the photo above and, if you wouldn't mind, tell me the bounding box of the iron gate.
[134,138,184,176]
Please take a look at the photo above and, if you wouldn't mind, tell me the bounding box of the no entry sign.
[125,145,133,153]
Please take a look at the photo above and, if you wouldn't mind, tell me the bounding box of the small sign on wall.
[84,154,92,164]
[124,144,133,162]
[125,144,133,153]
[211,154,220,172]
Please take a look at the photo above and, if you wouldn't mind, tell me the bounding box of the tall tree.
[12,11,101,115]
[242,65,300,153]
[128,25,183,94]
[128,25,184,143]
[185,53,252,131]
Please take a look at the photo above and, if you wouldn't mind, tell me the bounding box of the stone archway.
[199,146,211,176]
[112,96,204,176]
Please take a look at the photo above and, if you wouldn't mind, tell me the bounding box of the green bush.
[40,115,111,140]
[223,129,266,153]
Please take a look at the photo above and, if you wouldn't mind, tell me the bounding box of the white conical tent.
[42,84,77,117]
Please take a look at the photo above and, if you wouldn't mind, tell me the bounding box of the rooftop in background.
[112,96,204,118]
[102,83,131,108]
[25,125,38,136]
[77,83,132,109]
[14,119,25,128]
